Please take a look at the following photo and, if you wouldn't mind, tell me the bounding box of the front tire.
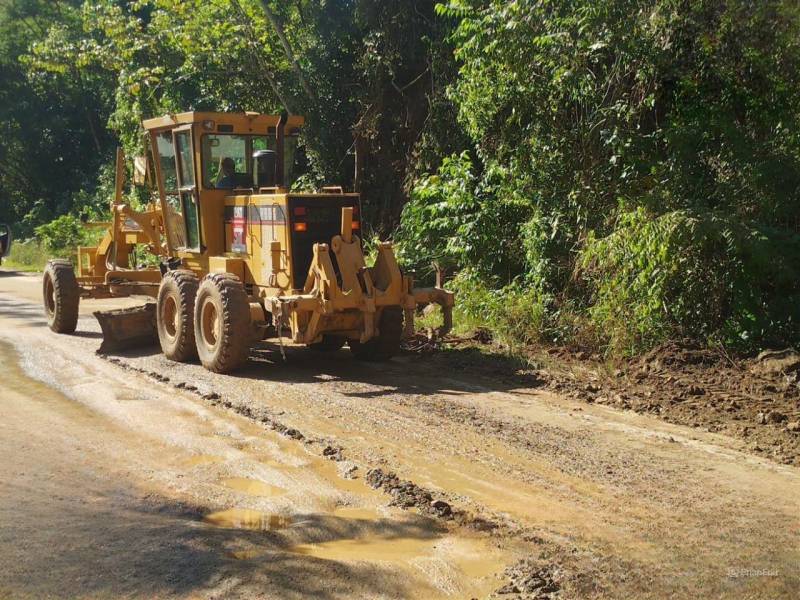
[349,306,403,361]
[43,259,79,334]
[157,270,199,362]
[194,273,251,373]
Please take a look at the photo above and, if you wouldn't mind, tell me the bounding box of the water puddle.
[204,508,292,531]
[290,536,435,562]
[222,477,284,497]
[0,339,508,596]
[306,455,376,496]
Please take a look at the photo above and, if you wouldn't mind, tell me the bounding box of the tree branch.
[257,0,317,104]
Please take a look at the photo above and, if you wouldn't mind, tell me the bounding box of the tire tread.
[195,273,251,373]
[44,259,79,334]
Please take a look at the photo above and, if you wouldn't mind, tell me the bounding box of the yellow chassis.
[76,182,452,346]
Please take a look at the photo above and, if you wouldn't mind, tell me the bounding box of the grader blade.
[94,303,158,354]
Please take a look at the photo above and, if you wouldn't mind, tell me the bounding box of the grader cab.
[43,111,453,373]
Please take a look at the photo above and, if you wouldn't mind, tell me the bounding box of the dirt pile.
[493,559,560,599]
[544,341,800,464]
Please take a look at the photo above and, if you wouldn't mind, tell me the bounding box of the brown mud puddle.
[0,337,509,598]
[290,536,437,562]
[204,508,292,531]
[222,477,285,497]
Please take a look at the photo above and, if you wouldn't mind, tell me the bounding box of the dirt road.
[1,269,798,599]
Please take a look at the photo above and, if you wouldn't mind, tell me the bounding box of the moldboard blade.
[94,303,158,354]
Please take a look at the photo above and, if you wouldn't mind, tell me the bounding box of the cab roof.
[142,111,305,133]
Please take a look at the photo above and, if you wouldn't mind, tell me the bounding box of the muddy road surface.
[1,269,798,599]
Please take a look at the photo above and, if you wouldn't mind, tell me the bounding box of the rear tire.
[349,306,403,361]
[309,335,347,352]
[194,273,251,373]
[43,259,79,334]
[157,270,199,362]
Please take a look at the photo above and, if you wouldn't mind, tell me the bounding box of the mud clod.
[366,468,454,519]
[430,499,452,517]
[494,560,560,599]
[534,340,800,464]
[322,445,344,461]
[284,428,304,440]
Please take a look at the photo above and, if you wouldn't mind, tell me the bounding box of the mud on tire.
[157,270,199,362]
[194,273,251,373]
[349,306,403,361]
[43,259,79,334]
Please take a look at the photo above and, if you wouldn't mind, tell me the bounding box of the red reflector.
[293,222,307,232]
[293,206,307,216]
[351,221,360,230]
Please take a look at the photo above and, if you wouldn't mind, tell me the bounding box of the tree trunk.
[231,0,295,113]
[257,0,317,104]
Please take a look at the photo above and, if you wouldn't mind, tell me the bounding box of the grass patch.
[2,240,50,272]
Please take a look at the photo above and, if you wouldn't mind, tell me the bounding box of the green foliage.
[396,152,477,277]
[3,240,49,272]
[580,209,800,355]
[392,0,800,354]
[19,0,455,233]
[4,0,800,355]
[450,270,548,351]
[34,214,87,256]
[397,152,531,285]
[0,0,113,237]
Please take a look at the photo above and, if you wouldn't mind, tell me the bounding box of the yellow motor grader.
[42,111,453,373]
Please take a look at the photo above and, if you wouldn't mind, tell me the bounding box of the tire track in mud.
[91,352,598,599]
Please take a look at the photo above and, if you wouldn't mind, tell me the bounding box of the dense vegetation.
[2,0,800,356]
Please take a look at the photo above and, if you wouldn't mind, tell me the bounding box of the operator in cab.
[215,157,236,189]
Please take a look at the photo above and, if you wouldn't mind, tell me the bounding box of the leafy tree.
[398,0,800,352]
[0,0,113,236]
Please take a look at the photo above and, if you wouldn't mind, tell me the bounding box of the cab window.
[202,134,272,189]
[201,133,301,190]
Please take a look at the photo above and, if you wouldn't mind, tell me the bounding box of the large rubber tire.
[309,335,347,352]
[194,273,251,373]
[157,270,199,362]
[43,259,79,334]
[349,306,403,361]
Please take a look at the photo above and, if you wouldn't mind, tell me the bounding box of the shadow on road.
[0,294,48,326]
[0,487,430,599]
[99,331,544,397]
[236,341,544,398]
